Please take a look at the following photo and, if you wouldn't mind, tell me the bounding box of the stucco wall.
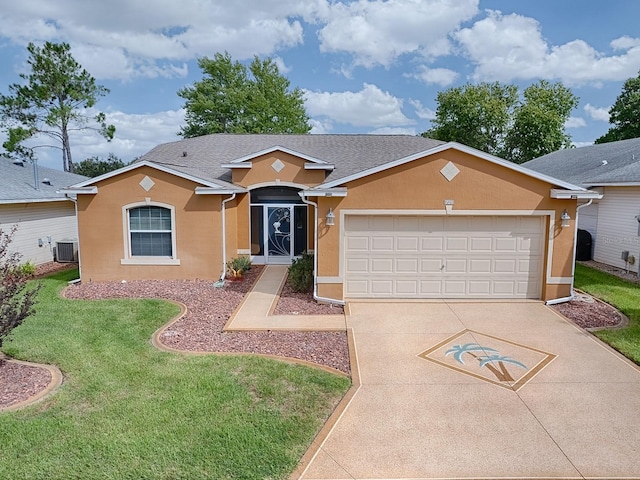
[315,149,576,301]
[232,152,326,188]
[77,166,224,281]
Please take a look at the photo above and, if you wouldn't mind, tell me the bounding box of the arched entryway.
[249,186,308,264]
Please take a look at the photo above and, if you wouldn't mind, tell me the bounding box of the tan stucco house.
[61,134,600,304]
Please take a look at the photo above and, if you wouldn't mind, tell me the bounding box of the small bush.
[19,260,36,277]
[226,256,251,277]
[288,252,314,292]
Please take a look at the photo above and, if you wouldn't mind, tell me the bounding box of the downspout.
[65,194,82,283]
[219,193,236,281]
[546,199,593,305]
[298,193,346,306]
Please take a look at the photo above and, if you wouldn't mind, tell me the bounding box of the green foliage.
[0,42,115,172]
[288,252,314,293]
[74,153,126,177]
[595,70,640,144]
[18,260,36,277]
[226,255,252,277]
[0,271,349,479]
[178,52,310,137]
[0,227,41,349]
[423,80,578,163]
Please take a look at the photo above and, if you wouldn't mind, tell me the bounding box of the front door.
[266,206,293,264]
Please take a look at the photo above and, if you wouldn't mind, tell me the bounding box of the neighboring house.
[524,137,640,275]
[62,134,599,303]
[0,159,87,265]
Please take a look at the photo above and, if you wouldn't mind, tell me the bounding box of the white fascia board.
[0,197,73,205]
[195,187,245,195]
[320,141,587,191]
[300,188,347,197]
[220,162,252,169]
[58,186,98,195]
[67,160,221,189]
[227,145,330,165]
[585,182,640,187]
[304,162,335,171]
[550,189,603,199]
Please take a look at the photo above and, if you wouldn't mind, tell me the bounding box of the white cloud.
[584,104,610,122]
[0,1,316,80]
[407,66,458,86]
[304,83,412,127]
[408,99,436,120]
[309,119,334,134]
[455,10,640,85]
[369,127,417,135]
[566,117,587,128]
[317,0,479,68]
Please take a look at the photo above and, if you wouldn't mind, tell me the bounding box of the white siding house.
[524,137,640,277]
[0,160,87,266]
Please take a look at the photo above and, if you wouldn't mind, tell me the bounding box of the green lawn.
[1,270,350,480]
[574,263,640,364]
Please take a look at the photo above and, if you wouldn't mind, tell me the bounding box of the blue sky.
[1,0,639,171]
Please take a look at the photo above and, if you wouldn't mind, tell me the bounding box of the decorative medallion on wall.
[271,159,285,173]
[419,329,556,391]
[139,176,155,192]
[440,161,460,182]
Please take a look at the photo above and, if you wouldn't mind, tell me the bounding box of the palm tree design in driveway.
[445,343,527,383]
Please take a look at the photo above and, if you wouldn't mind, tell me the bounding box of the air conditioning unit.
[56,240,78,263]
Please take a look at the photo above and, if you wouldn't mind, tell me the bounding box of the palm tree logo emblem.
[445,343,527,383]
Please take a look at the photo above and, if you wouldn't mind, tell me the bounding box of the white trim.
[237,249,251,255]
[58,187,98,195]
[550,189,603,199]
[67,160,236,190]
[546,277,573,284]
[246,181,310,191]
[320,142,587,192]
[585,182,640,187]
[195,187,244,195]
[317,276,342,284]
[121,201,180,264]
[300,188,348,197]
[0,197,75,205]
[120,258,180,266]
[225,145,332,165]
[220,162,252,169]
[304,162,334,171]
[337,209,559,295]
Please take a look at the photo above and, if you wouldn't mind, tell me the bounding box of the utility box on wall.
[56,240,78,263]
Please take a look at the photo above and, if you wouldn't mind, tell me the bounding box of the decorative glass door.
[266,206,292,263]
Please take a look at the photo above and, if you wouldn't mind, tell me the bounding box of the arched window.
[121,203,179,265]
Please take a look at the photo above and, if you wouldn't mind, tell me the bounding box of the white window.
[121,202,180,265]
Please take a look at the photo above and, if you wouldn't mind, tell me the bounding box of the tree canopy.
[74,153,127,178]
[178,52,310,138]
[0,42,115,172]
[595,70,640,144]
[422,80,578,163]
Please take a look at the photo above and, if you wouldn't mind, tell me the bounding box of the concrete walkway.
[224,265,346,331]
[299,301,640,479]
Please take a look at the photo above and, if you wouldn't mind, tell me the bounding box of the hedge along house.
[61,134,600,304]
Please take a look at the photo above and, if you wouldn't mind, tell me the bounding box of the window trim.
[121,201,180,265]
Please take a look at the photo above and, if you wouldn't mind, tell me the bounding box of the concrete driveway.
[298,301,640,479]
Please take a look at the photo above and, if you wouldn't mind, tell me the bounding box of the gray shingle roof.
[0,159,88,203]
[138,134,446,184]
[523,137,640,187]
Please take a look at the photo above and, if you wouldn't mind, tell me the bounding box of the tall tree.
[0,42,115,172]
[422,80,578,163]
[595,70,640,144]
[74,153,127,178]
[178,52,310,138]
[423,82,518,156]
[504,80,578,163]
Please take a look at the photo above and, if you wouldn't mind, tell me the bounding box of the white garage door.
[344,215,544,299]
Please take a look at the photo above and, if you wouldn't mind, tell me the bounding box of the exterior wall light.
[561,209,571,228]
[326,208,335,226]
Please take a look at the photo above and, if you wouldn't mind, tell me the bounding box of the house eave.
[584,182,640,187]
[0,197,74,205]
[220,163,252,169]
[550,189,603,200]
[194,187,246,195]
[304,163,335,171]
[300,188,348,197]
[58,186,98,195]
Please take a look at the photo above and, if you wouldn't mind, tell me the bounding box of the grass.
[574,263,640,364]
[1,269,350,480]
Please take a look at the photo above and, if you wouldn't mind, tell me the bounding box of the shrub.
[226,256,251,277]
[0,227,41,354]
[288,252,314,292]
[19,260,36,277]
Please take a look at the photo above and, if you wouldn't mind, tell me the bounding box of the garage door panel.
[345,215,543,299]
